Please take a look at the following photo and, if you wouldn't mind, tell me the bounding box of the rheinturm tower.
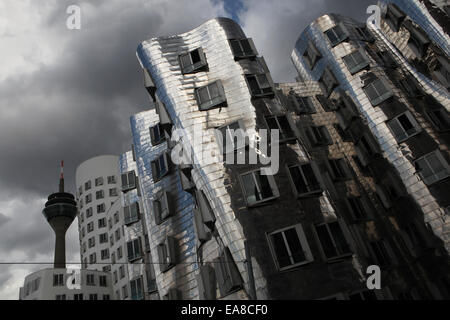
[42,161,77,268]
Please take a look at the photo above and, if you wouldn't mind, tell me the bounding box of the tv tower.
[42,161,77,268]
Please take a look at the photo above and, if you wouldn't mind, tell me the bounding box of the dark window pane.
[329,222,350,255]
[191,49,201,64]
[271,233,290,268]
[284,228,306,263]
[316,225,337,258]
[289,166,307,194]
[255,172,273,199]
[242,173,257,203]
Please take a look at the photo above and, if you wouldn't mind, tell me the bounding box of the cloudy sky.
[0,0,374,299]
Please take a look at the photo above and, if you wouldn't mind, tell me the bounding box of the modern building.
[291,10,450,298]
[20,163,114,300]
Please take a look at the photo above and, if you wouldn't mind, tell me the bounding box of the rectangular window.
[415,150,450,185]
[74,294,83,300]
[122,285,128,299]
[153,191,171,225]
[267,224,313,271]
[295,96,316,114]
[115,228,121,241]
[325,23,349,46]
[387,111,421,142]
[157,236,176,273]
[130,277,144,300]
[265,115,295,141]
[306,126,332,146]
[95,190,104,200]
[150,123,165,146]
[363,77,393,106]
[55,294,66,300]
[320,67,339,97]
[213,247,243,296]
[86,207,93,218]
[151,153,170,181]
[86,274,95,286]
[53,274,64,286]
[179,47,207,74]
[303,41,321,69]
[119,265,125,279]
[101,249,109,260]
[195,80,227,111]
[355,135,379,166]
[88,237,95,248]
[240,169,279,206]
[427,107,450,132]
[95,177,103,186]
[334,123,353,142]
[114,212,119,224]
[121,171,136,192]
[245,73,274,97]
[85,180,91,191]
[215,120,247,154]
[127,238,142,262]
[99,232,108,244]
[87,222,94,233]
[229,38,258,59]
[97,203,105,213]
[107,175,116,184]
[354,26,373,42]
[118,246,123,259]
[347,197,367,220]
[328,158,351,180]
[314,220,352,260]
[370,240,393,267]
[109,188,118,197]
[85,193,92,204]
[89,253,96,265]
[316,94,338,112]
[89,294,97,301]
[103,295,110,300]
[124,202,140,225]
[342,49,370,74]
[287,163,322,197]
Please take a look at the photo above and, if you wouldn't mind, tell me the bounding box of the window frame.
[149,123,166,146]
[264,114,296,142]
[324,23,349,47]
[363,76,393,106]
[245,73,275,98]
[286,163,322,198]
[266,223,314,272]
[387,111,422,142]
[195,80,227,111]
[121,171,136,192]
[312,219,354,261]
[239,168,280,207]
[151,152,170,182]
[229,38,258,59]
[342,48,370,74]
[179,47,208,74]
[414,150,450,185]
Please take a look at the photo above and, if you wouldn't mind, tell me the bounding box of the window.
[85,193,92,204]
[334,123,353,142]
[89,294,98,300]
[103,295,110,300]
[78,186,83,195]
[121,170,136,192]
[179,47,207,74]
[118,246,123,259]
[127,238,142,262]
[107,175,116,184]
[99,275,107,287]
[245,73,274,97]
[355,135,380,166]
[153,191,171,225]
[415,150,450,185]
[229,38,258,59]
[99,232,108,244]
[347,197,368,220]
[306,126,332,146]
[150,123,165,146]
[215,120,247,154]
[265,115,295,141]
[86,274,95,286]
[101,249,110,260]
[88,236,95,248]
[320,67,339,97]
[267,224,313,271]
[119,265,125,279]
[124,202,140,225]
[95,177,103,186]
[287,163,322,197]
[363,76,393,106]
[195,80,227,111]
[74,294,83,300]
[432,56,450,88]
[96,203,105,214]
[213,247,243,296]
[157,236,176,272]
[327,158,351,180]
[354,26,373,42]
[115,228,121,241]
[384,3,405,32]
[85,180,91,191]
[240,169,279,206]
[342,49,370,74]
[109,188,118,197]
[404,21,430,58]
[295,96,316,114]
[113,271,118,283]
[130,277,144,300]
[303,41,321,69]
[102,265,111,272]
[110,234,114,246]
[325,23,349,46]
[86,207,93,218]
[53,274,64,286]
[427,107,450,132]
[87,222,94,233]
[387,111,421,142]
[122,285,128,299]
[316,95,338,112]
[98,218,106,229]
[94,190,104,200]
[314,220,352,260]
[89,253,96,265]
[151,152,170,181]
[55,294,66,300]
[114,212,119,224]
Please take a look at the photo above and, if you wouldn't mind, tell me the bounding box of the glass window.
[229,38,257,58]
[179,48,207,74]
[150,123,165,146]
[127,238,142,262]
[265,115,295,141]
[314,221,352,259]
[325,24,349,46]
[342,49,370,74]
[95,177,104,186]
[121,171,136,192]
[387,111,421,142]
[363,77,393,106]
[195,80,227,111]
[245,73,274,97]
[415,150,450,185]
[287,163,321,197]
[240,169,279,206]
[151,153,169,181]
[124,202,140,225]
